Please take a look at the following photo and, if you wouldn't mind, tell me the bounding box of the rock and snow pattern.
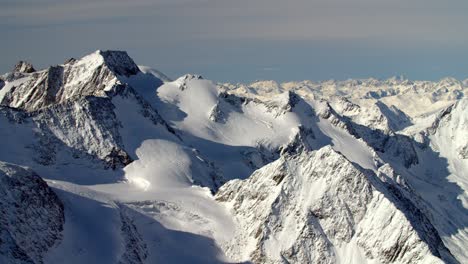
[0,162,64,264]
[216,147,454,264]
[0,50,466,263]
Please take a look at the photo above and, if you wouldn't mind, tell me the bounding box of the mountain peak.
[173,74,203,90]
[0,50,144,111]
[97,50,140,77]
[12,60,35,73]
[216,145,453,263]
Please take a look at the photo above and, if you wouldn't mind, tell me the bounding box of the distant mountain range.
[0,50,466,264]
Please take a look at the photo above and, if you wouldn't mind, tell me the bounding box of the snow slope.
[216,146,453,264]
[0,50,466,264]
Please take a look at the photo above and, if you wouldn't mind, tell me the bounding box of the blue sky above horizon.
[1,0,468,83]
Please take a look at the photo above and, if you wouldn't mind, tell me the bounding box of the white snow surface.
[0,50,466,264]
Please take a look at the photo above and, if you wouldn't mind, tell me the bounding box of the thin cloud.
[1,0,467,81]
[1,0,467,43]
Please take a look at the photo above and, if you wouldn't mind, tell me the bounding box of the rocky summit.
[0,50,466,264]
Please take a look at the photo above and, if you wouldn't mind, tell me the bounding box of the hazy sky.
[1,0,468,82]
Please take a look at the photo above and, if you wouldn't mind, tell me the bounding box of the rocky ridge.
[216,146,454,264]
[0,162,64,264]
[0,50,466,263]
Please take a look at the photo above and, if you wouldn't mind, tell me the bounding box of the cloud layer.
[1,0,467,81]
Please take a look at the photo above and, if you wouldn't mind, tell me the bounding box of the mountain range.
[0,50,466,264]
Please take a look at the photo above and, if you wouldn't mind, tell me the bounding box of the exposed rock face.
[100,50,140,77]
[278,125,315,155]
[30,95,132,168]
[0,51,180,172]
[1,50,141,112]
[13,61,36,74]
[317,100,419,168]
[118,206,148,264]
[208,103,226,123]
[331,97,412,133]
[216,146,453,264]
[0,162,64,264]
[0,50,466,264]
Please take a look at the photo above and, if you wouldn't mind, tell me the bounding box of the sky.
[1,0,468,83]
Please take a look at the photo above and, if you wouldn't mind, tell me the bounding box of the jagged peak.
[12,60,35,73]
[0,50,144,111]
[216,143,452,263]
[77,50,140,77]
[98,50,140,77]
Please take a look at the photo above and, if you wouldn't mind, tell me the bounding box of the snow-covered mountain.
[0,50,466,264]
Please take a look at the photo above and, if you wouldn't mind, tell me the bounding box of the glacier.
[0,50,466,264]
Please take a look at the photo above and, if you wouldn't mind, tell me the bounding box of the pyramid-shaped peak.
[95,50,140,77]
[1,50,143,111]
[80,50,140,77]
